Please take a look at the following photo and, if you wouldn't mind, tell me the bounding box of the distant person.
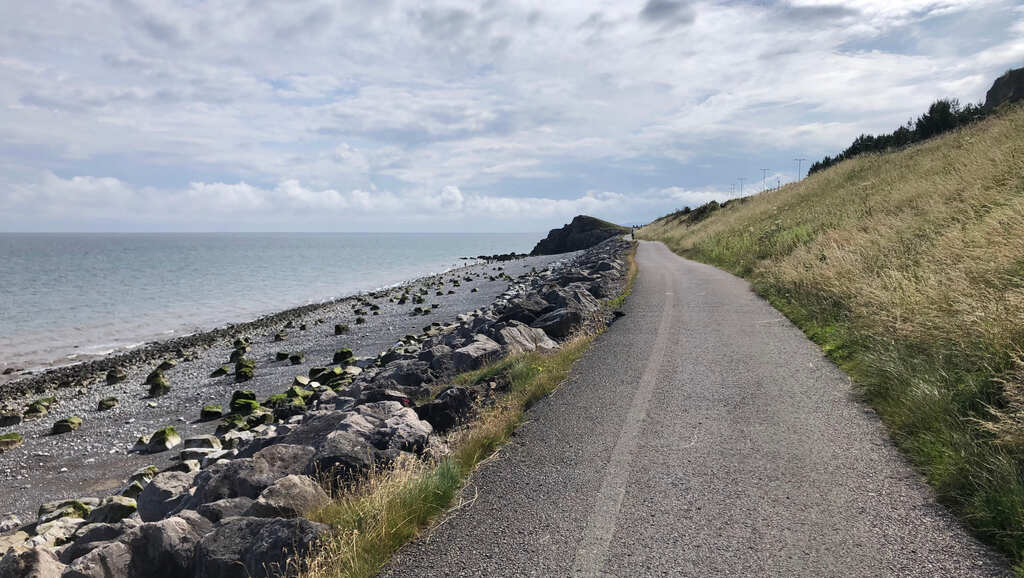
[630,226,635,240]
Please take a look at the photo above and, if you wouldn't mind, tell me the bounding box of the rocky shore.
[0,236,633,577]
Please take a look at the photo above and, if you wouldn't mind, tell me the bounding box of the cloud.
[639,0,695,28]
[0,0,1019,231]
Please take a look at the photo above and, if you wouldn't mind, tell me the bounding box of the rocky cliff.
[984,66,1024,112]
[530,215,629,256]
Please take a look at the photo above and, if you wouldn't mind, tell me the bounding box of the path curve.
[382,241,1008,577]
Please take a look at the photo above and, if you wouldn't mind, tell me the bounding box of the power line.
[738,177,745,195]
[761,168,770,192]
[794,157,807,181]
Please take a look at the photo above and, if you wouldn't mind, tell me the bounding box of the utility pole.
[761,168,769,192]
[738,177,745,195]
[794,157,807,181]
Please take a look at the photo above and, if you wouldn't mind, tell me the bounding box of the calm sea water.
[0,233,538,371]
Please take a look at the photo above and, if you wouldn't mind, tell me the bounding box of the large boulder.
[60,520,137,563]
[531,308,584,340]
[196,497,255,523]
[0,546,65,577]
[85,496,137,524]
[245,474,329,519]
[494,321,559,356]
[496,293,553,324]
[530,215,628,255]
[138,471,196,522]
[452,334,502,372]
[194,517,328,578]
[985,66,1024,112]
[375,360,432,388]
[414,387,475,433]
[184,444,315,508]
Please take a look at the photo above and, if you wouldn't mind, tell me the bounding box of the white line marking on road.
[572,268,677,577]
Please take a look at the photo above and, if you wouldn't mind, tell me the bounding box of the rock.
[0,513,22,534]
[0,531,28,554]
[985,66,1024,111]
[273,331,287,342]
[51,416,82,434]
[333,348,354,364]
[147,372,171,397]
[62,540,132,577]
[146,427,181,453]
[293,375,311,387]
[97,397,118,411]
[120,482,145,500]
[38,500,92,523]
[24,402,48,419]
[531,307,583,340]
[184,435,222,451]
[0,411,23,427]
[157,359,177,371]
[193,497,252,524]
[371,404,432,452]
[245,475,329,519]
[121,516,202,577]
[105,368,127,385]
[60,520,135,563]
[209,365,230,378]
[129,465,159,485]
[308,430,380,482]
[229,348,249,363]
[85,497,136,525]
[275,351,290,361]
[137,471,196,522]
[494,321,559,355]
[334,324,349,335]
[185,445,314,507]
[453,334,502,371]
[235,366,254,382]
[415,387,475,432]
[289,353,305,365]
[377,359,432,388]
[230,398,261,415]
[200,405,223,421]
[530,215,628,255]
[0,432,23,452]
[194,517,328,578]
[0,546,65,577]
[33,516,85,546]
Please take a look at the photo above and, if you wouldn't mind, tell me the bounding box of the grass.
[639,103,1024,565]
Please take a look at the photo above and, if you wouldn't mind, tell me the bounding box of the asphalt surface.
[382,241,1009,577]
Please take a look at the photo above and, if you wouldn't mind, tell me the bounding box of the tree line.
[808,99,987,175]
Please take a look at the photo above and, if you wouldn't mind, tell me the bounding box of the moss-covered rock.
[356,317,366,325]
[333,348,354,364]
[52,416,82,434]
[293,375,311,387]
[264,393,289,408]
[232,337,250,349]
[0,432,23,451]
[209,365,230,378]
[121,480,145,499]
[229,398,261,415]
[285,385,313,400]
[289,353,305,365]
[147,373,171,397]
[147,426,181,453]
[157,359,177,371]
[274,331,287,342]
[216,414,249,435]
[24,402,48,419]
[106,368,127,384]
[229,347,249,363]
[200,405,223,420]
[235,366,254,382]
[98,397,118,411]
[335,324,349,335]
[245,408,275,428]
[275,351,290,361]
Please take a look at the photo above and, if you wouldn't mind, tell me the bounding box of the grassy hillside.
[639,104,1024,563]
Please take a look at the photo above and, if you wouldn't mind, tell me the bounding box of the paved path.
[382,241,1008,577]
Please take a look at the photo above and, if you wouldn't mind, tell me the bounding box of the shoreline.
[0,251,573,521]
[0,256,513,402]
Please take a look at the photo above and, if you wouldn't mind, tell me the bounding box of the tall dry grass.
[640,104,1024,563]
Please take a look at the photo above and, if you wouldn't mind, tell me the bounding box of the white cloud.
[0,0,1020,230]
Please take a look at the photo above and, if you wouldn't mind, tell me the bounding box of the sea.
[0,232,538,372]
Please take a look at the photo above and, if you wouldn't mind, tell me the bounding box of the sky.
[0,0,1021,232]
